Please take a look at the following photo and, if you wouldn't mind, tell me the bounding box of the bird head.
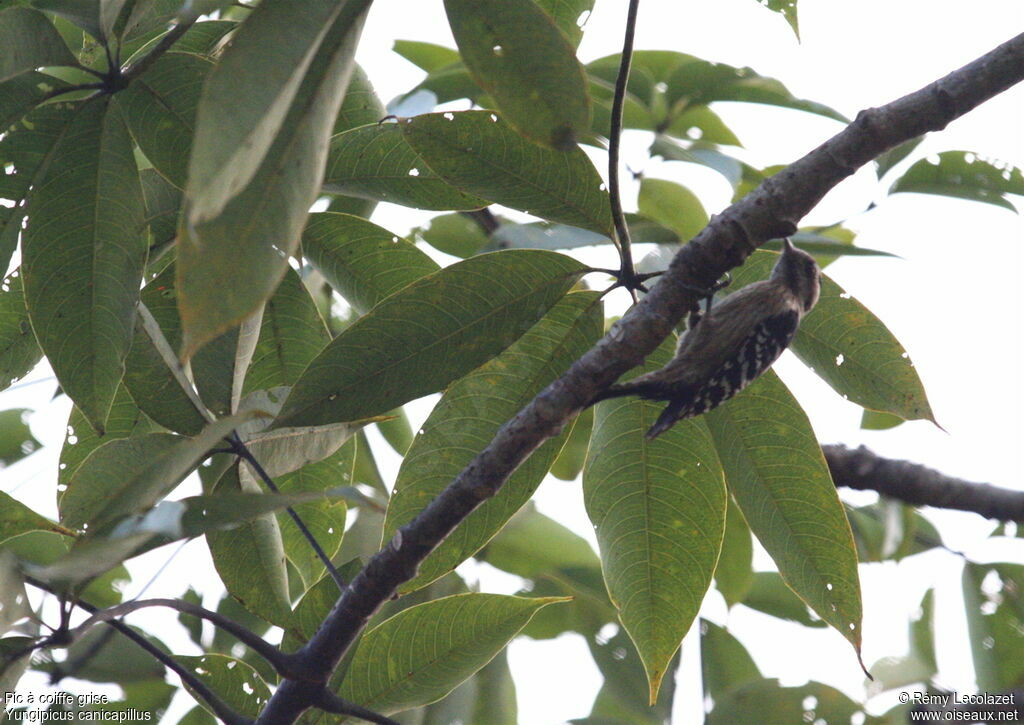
[770,238,821,312]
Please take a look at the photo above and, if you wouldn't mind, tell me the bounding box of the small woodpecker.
[591,238,821,439]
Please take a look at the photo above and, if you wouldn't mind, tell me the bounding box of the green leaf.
[31,0,102,42]
[707,679,863,725]
[0,7,77,83]
[0,101,79,291]
[714,497,753,608]
[385,290,602,591]
[178,0,373,357]
[402,111,614,235]
[139,168,182,253]
[741,571,826,627]
[178,654,270,720]
[533,0,594,48]
[206,462,292,627]
[756,0,799,40]
[444,0,590,150]
[243,267,331,394]
[586,625,677,724]
[301,212,439,314]
[3,530,128,606]
[0,71,68,131]
[275,249,585,428]
[700,619,761,702]
[869,588,936,692]
[322,122,488,210]
[875,136,924,178]
[333,63,385,134]
[585,336,726,702]
[860,409,904,431]
[0,492,68,544]
[637,178,708,242]
[120,51,212,188]
[889,150,1024,211]
[58,384,160,490]
[962,563,1024,691]
[731,250,935,423]
[663,56,846,123]
[338,593,565,715]
[478,502,600,580]
[36,626,166,684]
[122,266,209,435]
[184,0,358,222]
[22,96,147,433]
[58,414,251,533]
[273,441,352,588]
[705,371,864,658]
[417,212,490,258]
[0,271,43,393]
[550,406,591,480]
[393,40,460,72]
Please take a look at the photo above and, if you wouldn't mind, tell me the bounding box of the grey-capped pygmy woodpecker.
[590,238,821,439]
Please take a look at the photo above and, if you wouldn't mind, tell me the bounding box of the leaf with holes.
[403,111,614,236]
[445,0,590,149]
[275,250,585,428]
[729,250,934,423]
[890,150,1024,211]
[301,213,439,314]
[322,122,488,210]
[385,291,603,592]
[0,272,42,393]
[179,655,271,720]
[585,336,726,703]
[705,371,864,666]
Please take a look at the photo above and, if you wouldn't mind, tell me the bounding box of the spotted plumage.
[591,239,820,439]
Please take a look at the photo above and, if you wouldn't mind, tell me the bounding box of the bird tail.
[645,398,687,440]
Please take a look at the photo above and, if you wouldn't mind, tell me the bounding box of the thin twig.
[23,578,252,725]
[313,690,401,725]
[64,598,319,681]
[229,434,348,592]
[607,0,643,296]
[121,17,198,83]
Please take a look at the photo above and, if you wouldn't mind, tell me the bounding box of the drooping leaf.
[889,150,1024,211]
[962,563,1024,691]
[714,497,753,608]
[206,462,292,628]
[385,291,603,591]
[705,371,864,660]
[417,212,491,258]
[730,250,935,423]
[740,571,826,627]
[322,122,488,210]
[444,0,590,150]
[185,0,359,222]
[275,250,585,428]
[337,594,566,715]
[0,271,42,393]
[585,336,726,702]
[550,406,592,481]
[0,7,78,83]
[301,212,439,314]
[22,96,147,432]
[402,111,614,236]
[756,0,799,40]
[120,51,212,188]
[178,0,373,357]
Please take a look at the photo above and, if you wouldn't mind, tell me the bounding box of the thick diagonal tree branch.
[257,32,1024,723]
[825,444,1024,522]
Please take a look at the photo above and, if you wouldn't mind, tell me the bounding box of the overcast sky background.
[4,0,1024,722]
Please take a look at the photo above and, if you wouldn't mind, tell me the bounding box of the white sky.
[4,0,1024,723]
